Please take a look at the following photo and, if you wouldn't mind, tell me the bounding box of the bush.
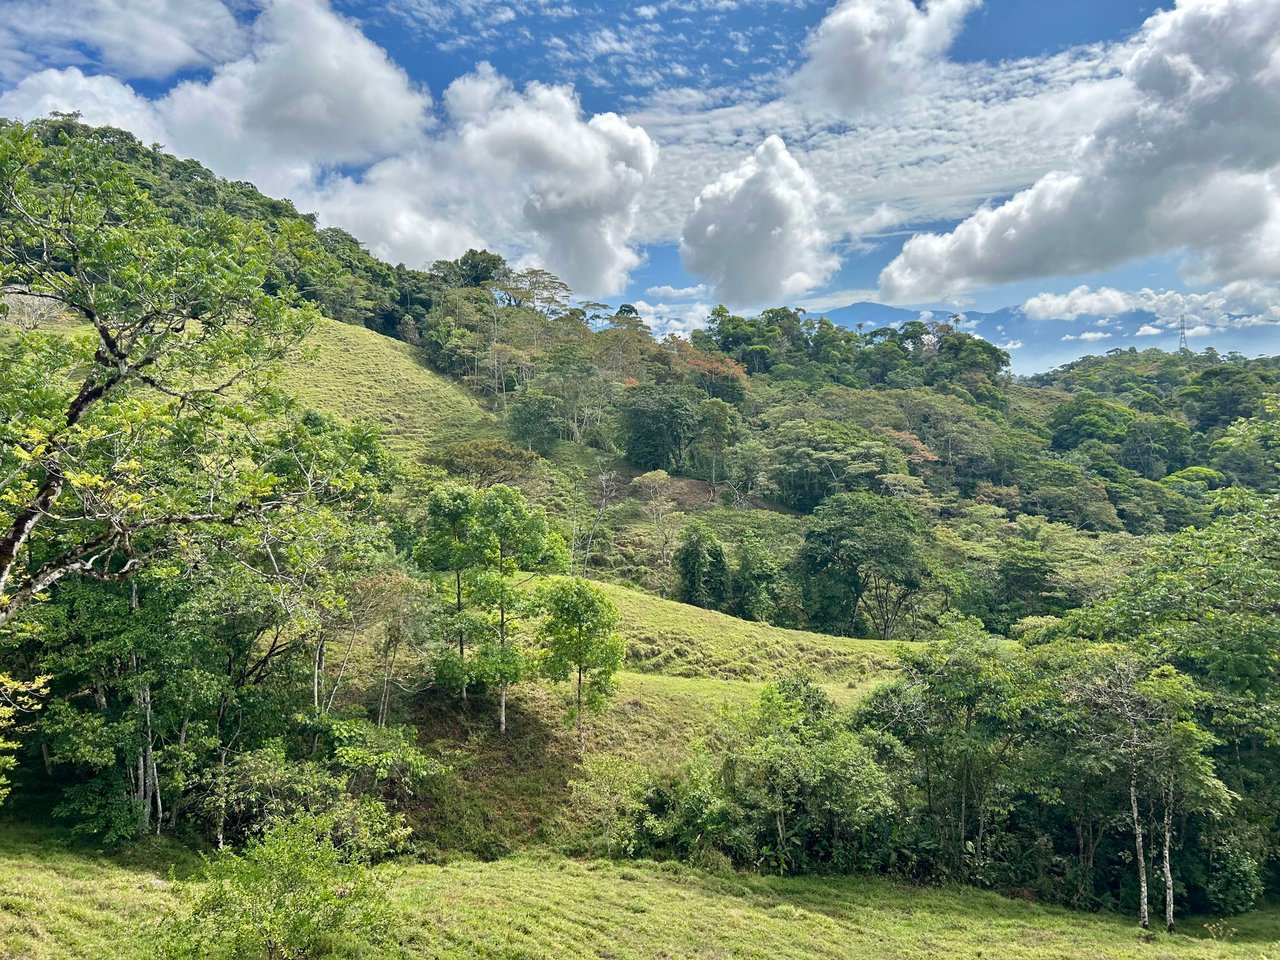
[161,813,393,960]
[1204,839,1264,916]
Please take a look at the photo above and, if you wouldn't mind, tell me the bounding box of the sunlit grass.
[2,824,1275,960]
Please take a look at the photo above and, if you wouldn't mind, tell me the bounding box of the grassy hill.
[600,582,902,692]
[385,582,905,852]
[283,319,500,460]
[2,825,1274,960]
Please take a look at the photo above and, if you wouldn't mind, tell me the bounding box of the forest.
[1,117,1279,958]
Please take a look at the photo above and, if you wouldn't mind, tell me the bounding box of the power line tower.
[1178,315,1190,352]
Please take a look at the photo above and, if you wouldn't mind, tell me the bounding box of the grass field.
[2,824,1276,960]
[282,319,500,460]
[598,581,903,692]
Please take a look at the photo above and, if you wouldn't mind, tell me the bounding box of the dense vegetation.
[2,116,1278,957]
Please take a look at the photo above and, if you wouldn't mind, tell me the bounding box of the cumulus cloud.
[160,0,431,193]
[880,0,1280,302]
[0,0,247,82]
[1023,285,1136,321]
[0,68,166,143]
[681,136,838,304]
[312,63,658,294]
[0,6,656,294]
[1063,331,1112,342]
[0,0,431,196]
[1023,281,1280,329]
[792,0,982,114]
[630,298,713,337]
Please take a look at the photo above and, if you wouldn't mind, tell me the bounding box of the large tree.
[0,123,316,629]
[798,492,929,639]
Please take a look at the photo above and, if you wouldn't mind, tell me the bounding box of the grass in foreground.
[2,824,1276,960]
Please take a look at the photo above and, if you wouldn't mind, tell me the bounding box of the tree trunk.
[1163,782,1175,934]
[576,664,585,754]
[167,719,188,830]
[313,634,325,711]
[1131,770,1149,929]
[499,603,508,734]
[456,569,467,704]
[215,746,229,851]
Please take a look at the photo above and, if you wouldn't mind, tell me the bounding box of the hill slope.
[1,826,1274,960]
[601,582,900,691]
[283,319,500,460]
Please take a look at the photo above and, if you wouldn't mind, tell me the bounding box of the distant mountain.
[811,301,1273,375]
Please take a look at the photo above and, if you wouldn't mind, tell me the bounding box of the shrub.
[161,813,393,960]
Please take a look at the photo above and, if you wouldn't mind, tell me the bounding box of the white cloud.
[0,68,166,143]
[0,9,656,295]
[880,0,1280,302]
[630,298,713,337]
[0,0,247,82]
[645,283,709,300]
[998,339,1023,350]
[159,0,431,194]
[0,0,431,197]
[1023,285,1135,321]
[311,63,658,294]
[1135,324,1163,336]
[681,135,838,304]
[792,0,982,114]
[1062,331,1112,342]
[1022,281,1280,330]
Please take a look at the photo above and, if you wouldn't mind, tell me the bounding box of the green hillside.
[284,319,499,459]
[6,116,1280,960]
[1,826,1273,960]
[601,582,900,689]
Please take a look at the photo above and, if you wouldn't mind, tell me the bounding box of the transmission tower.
[1178,315,1190,352]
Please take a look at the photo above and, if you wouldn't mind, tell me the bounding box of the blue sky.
[1,0,1277,372]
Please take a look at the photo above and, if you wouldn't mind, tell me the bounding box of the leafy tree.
[436,438,540,487]
[1061,650,1228,931]
[859,618,1045,879]
[507,388,562,453]
[0,122,316,629]
[0,671,47,806]
[536,577,624,752]
[414,483,481,701]
[672,521,729,610]
[1049,394,1136,450]
[618,384,701,471]
[799,492,928,638]
[692,398,738,485]
[730,535,781,622]
[762,419,902,512]
[470,484,566,731]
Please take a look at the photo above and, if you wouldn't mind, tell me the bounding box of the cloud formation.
[0,0,431,195]
[312,63,658,294]
[0,5,656,295]
[792,0,982,114]
[1023,281,1280,330]
[880,0,1280,303]
[681,136,838,304]
[0,0,247,82]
